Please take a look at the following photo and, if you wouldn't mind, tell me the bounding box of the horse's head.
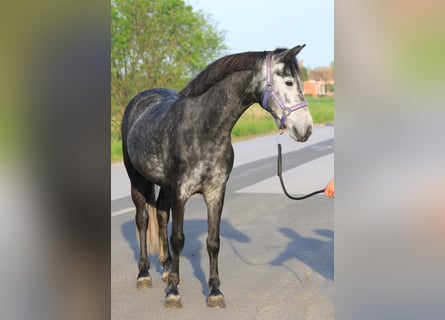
[260,45,313,142]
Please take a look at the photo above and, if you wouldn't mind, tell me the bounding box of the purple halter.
[261,54,308,129]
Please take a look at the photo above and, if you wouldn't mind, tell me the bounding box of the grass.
[306,96,335,124]
[111,96,334,162]
[111,139,122,162]
[231,104,277,140]
[231,96,334,140]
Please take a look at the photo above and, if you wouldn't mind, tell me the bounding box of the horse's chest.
[174,159,230,198]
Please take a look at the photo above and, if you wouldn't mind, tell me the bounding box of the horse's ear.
[277,44,306,62]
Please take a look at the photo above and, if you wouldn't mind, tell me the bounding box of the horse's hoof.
[136,276,152,288]
[207,294,226,308]
[165,294,182,308]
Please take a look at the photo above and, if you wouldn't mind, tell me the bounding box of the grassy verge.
[231,104,277,140]
[307,96,335,124]
[231,96,334,140]
[111,139,122,163]
[111,96,334,162]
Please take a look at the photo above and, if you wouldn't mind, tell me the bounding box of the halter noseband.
[261,54,308,129]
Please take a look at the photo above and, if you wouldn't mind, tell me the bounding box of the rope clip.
[277,129,284,145]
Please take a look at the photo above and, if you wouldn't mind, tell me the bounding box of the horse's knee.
[206,236,220,254]
[170,233,184,253]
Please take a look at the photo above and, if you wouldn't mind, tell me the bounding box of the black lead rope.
[277,142,325,200]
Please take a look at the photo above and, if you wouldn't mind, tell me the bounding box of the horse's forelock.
[273,48,300,78]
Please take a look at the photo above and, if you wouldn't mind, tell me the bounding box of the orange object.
[324,180,335,198]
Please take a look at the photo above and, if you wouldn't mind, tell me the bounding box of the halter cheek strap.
[261,54,308,129]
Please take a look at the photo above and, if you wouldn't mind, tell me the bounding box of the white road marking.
[111,207,134,217]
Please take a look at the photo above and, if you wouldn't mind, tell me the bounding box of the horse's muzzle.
[291,125,312,142]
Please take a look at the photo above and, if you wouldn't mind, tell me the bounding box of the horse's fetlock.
[208,277,220,289]
[138,258,150,271]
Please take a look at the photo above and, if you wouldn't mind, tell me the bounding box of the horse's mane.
[180,49,300,97]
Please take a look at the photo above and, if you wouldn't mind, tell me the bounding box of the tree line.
[299,60,334,82]
[112,0,227,140]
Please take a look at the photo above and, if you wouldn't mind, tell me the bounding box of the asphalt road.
[111,125,334,320]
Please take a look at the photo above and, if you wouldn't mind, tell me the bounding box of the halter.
[261,54,308,129]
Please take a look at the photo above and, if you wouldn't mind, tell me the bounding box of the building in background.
[303,79,334,97]
[300,61,334,97]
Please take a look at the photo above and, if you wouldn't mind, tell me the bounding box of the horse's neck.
[186,71,259,135]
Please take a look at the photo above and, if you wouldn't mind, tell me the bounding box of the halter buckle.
[283,107,293,117]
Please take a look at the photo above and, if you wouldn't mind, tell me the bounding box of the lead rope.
[277,132,325,200]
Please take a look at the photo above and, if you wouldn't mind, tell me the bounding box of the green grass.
[231,96,334,140]
[306,96,335,124]
[231,104,277,140]
[111,97,334,162]
[111,139,122,162]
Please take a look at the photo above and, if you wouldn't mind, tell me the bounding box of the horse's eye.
[285,81,294,86]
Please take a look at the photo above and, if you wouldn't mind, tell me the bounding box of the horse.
[121,45,313,308]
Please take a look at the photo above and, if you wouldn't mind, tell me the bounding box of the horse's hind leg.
[131,177,154,288]
[164,193,185,308]
[156,187,172,282]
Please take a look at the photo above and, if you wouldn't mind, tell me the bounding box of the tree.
[299,65,309,81]
[111,0,227,140]
[308,66,334,82]
[297,60,308,81]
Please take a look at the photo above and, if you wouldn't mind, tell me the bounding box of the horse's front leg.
[164,193,185,308]
[203,185,227,308]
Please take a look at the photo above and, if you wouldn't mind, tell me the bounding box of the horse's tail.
[147,201,160,256]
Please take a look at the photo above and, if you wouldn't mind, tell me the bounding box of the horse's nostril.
[304,127,312,141]
[306,126,312,137]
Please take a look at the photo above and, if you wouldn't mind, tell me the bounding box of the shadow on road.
[270,228,334,280]
[121,218,250,297]
[121,219,333,298]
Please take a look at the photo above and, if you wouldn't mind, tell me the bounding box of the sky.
[186,0,334,68]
